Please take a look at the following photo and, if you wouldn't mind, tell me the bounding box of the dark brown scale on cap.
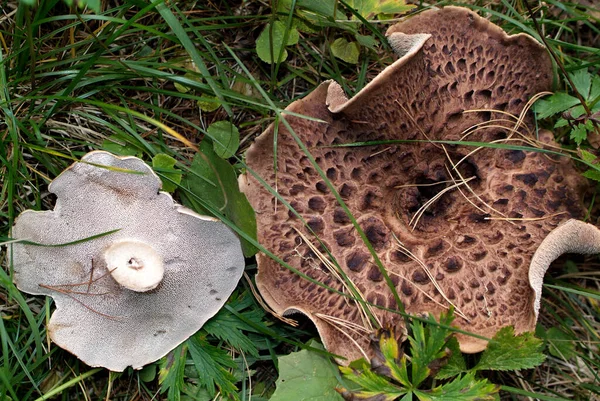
[242,6,589,364]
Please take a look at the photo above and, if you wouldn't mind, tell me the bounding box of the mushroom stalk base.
[102,239,164,292]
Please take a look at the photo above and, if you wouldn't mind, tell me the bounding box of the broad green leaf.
[534,92,581,119]
[101,135,141,156]
[569,69,592,99]
[474,326,545,372]
[256,21,299,64]
[271,344,344,401]
[158,343,188,401]
[355,34,378,50]
[187,336,238,399]
[331,38,360,64]
[435,336,466,380]
[207,121,240,159]
[278,0,338,19]
[545,327,576,360]
[197,96,221,112]
[139,364,157,383]
[181,140,258,257]
[153,153,182,193]
[415,372,498,401]
[345,0,414,20]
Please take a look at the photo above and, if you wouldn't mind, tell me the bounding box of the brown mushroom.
[240,6,589,362]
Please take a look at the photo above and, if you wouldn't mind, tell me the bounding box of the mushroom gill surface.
[241,6,589,362]
[10,151,245,371]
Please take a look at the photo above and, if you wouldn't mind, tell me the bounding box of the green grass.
[1,0,599,400]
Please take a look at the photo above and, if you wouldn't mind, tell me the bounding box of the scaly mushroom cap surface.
[10,151,244,371]
[241,6,589,362]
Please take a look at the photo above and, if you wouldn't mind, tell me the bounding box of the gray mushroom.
[9,151,244,371]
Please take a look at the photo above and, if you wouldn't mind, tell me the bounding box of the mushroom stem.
[102,239,164,292]
[530,219,600,319]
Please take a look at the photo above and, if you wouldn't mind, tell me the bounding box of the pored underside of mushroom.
[241,7,589,362]
[11,151,245,371]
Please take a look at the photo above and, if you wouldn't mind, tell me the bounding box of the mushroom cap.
[241,6,589,362]
[10,151,244,371]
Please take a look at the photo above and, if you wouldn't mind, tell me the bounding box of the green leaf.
[436,336,466,380]
[271,344,345,401]
[197,95,221,112]
[589,74,600,105]
[345,0,414,20]
[203,305,263,357]
[474,326,545,372]
[207,121,240,159]
[187,336,239,399]
[410,311,454,387]
[534,92,581,119]
[256,21,299,64]
[570,122,591,145]
[414,372,498,401]
[181,140,258,257]
[139,364,157,383]
[545,327,576,360]
[153,153,182,193]
[582,169,600,182]
[101,135,141,156]
[331,38,360,64]
[158,343,188,401]
[355,34,378,50]
[341,357,406,399]
[569,69,592,99]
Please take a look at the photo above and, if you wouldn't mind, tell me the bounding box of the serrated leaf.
[345,0,414,20]
[580,149,597,163]
[340,362,404,400]
[207,121,240,159]
[435,336,466,380]
[331,38,360,64]
[153,153,182,193]
[181,140,258,257]
[534,92,581,119]
[545,327,576,360]
[271,344,345,401]
[414,372,498,401]
[570,122,591,145]
[159,343,188,401]
[474,326,545,372]
[582,169,600,181]
[187,336,239,399]
[409,311,454,387]
[203,306,263,357]
[256,21,299,64]
[569,69,592,99]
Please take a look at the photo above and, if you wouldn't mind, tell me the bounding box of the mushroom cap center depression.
[103,239,164,292]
